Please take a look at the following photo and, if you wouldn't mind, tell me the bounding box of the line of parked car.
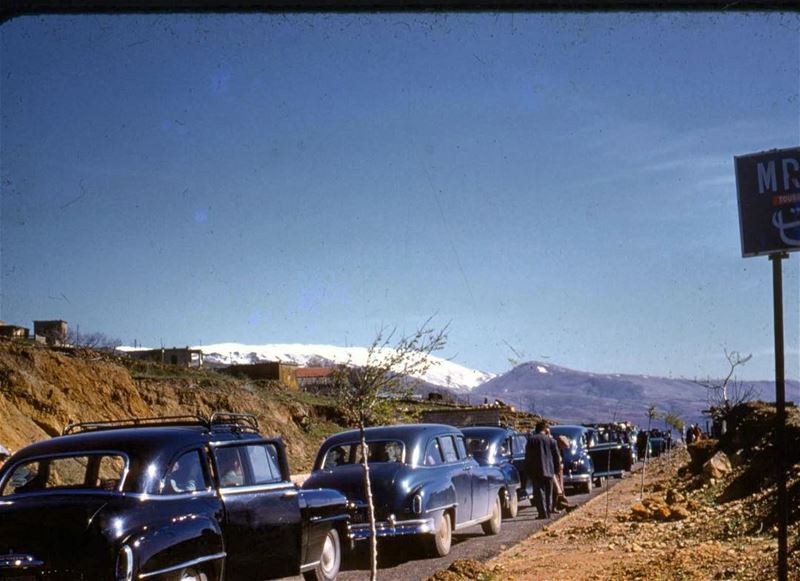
[0,413,660,581]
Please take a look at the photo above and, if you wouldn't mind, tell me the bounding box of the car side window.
[516,435,527,455]
[165,450,208,494]
[424,439,443,466]
[215,447,246,487]
[455,436,468,459]
[323,444,351,470]
[439,436,459,464]
[499,437,511,457]
[246,444,283,484]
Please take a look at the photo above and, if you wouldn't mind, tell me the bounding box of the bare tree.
[67,329,122,351]
[330,318,448,581]
[694,350,759,430]
[640,404,658,499]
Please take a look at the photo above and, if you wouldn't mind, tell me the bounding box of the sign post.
[735,147,800,581]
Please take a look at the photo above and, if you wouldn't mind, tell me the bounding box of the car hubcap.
[320,531,338,576]
[180,568,207,581]
[439,515,451,549]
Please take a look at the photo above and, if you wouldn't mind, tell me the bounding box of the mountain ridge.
[474,360,800,426]
[118,344,797,425]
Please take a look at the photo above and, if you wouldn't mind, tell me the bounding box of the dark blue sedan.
[460,426,526,518]
[0,414,348,581]
[549,425,596,494]
[302,424,507,557]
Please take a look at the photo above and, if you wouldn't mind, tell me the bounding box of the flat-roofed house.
[0,325,29,339]
[33,320,68,346]
[125,347,204,368]
[295,367,336,394]
[222,362,299,389]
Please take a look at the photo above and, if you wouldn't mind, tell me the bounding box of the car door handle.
[282,489,299,499]
[463,465,472,471]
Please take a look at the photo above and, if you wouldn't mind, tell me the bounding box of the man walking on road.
[525,421,561,519]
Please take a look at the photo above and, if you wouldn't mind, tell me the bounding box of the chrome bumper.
[0,554,43,569]
[563,472,591,485]
[348,516,435,540]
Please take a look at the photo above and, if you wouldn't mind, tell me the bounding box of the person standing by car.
[525,421,560,519]
[544,427,566,514]
[552,433,571,511]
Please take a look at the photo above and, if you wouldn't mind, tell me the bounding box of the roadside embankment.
[428,402,800,580]
[0,339,347,471]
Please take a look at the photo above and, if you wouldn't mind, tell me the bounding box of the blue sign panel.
[735,147,800,257]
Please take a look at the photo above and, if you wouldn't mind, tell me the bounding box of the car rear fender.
[116,503,225,580]
[413,477,457,520]
[499,463,521,489]
[299,488,348,569]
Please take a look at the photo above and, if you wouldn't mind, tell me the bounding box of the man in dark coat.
[525,421,561,519]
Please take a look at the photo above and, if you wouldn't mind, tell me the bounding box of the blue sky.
[1,12,799,382]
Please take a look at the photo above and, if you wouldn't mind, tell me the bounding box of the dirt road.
[335,480,621,581]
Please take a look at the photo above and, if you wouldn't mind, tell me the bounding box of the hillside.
[474,361,800,426]
[0,339,348,471]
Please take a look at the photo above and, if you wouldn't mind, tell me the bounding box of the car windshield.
[464,437,490,455]
[549,428,581,449]
[321,441,404,469]
[0,453,127,496]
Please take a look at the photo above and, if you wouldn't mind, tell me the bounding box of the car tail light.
[412,493,423,515]
[115,545,133,581]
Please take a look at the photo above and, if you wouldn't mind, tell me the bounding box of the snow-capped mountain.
[120,343,494,392]
[474,360,799,426]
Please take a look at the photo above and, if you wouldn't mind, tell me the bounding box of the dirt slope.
[0,339,344,471]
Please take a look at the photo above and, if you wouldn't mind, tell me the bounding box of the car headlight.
[115,545,133,581]
[412,493,423,515]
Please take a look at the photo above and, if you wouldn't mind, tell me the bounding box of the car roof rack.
[62,412,259,436]
[209,412,259,432]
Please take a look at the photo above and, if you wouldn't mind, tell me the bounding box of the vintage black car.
[302,424,507,557]
[647,429,670,458]
[549,425,596,493]
[583,424,636,482]
[460,426,526,517]
[0,413,348,581]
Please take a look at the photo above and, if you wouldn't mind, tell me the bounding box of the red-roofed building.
[295,367,336,393]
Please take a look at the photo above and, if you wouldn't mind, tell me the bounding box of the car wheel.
[580,478,593,494]
[424,511,452,557]
[502,489,519,519]
[179,567,209,581]
[481,495,502,535]
[303,527,341,581]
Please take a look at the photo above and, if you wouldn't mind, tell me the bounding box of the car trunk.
[0,494,109,574]
[304,463,406,520]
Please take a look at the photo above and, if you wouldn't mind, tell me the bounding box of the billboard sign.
[735,147,800,257]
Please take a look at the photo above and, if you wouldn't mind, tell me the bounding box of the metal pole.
[770,252,788,581]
